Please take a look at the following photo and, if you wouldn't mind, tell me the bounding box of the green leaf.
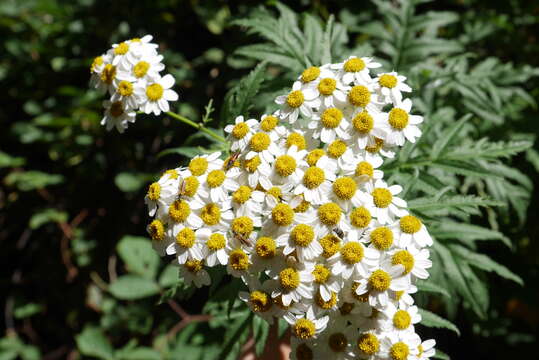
[4,171,63,191]
[430,222,511,248]
[0,151,25,168]
[117,236,160,279]
[418,308,460,335]
[14,303,44,319]
[114,172,149,193]
[416,281,450,298]
[158,265,179,288]
[75,326,114,360]
[217,310,252,360]
[408,195,502,212]
[109,275,160,300]
[432,348,450,360]
[28,208,68,229]
[116,347,161,360]
[157,146,201,159]
[252,315,270,356]
[321,15,334,64]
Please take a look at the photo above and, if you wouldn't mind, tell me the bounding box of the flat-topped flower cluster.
[144,56,436,360]
[90,35,178,132]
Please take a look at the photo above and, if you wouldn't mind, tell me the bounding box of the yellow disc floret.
[390,342,409,360]
[255,237,277,259]
[389,108,409,130]
[146,83,164,101]
[306,149,325,166]
[275,155,297,177]
[379,74,398,88]
[100,64,116,84]
[366,137,384,154]
[369,270,391,291]
[232,186,252,204]
[148,220,165,241]
[185,259,203,273]
[176,228,195,248]
[232,122,249,139]
[272,203,294,226]
[133,61,150,78]
[327,140,347,158]
[206,170,225,188]
[229,249,249,270]
[350,207,371,228]
[293,319,316,339]
[370,227,394,251]
[232,216,254,236]
[312,264,330,284]
[344,58,366,72]
[118,80,133,96]
[189,157,208,176]
[243,156,261,173]
[372,188,392,208]
[207,233,226,251]
[147,182,161,201]
[399,215,421,234]
[355,161,374,178]
[286,132,307,150]
[291,224,315,247]
[352,111,374,134]
[301,66,321,83]
[114,42,129,55]
[303,167,325,189]
[249,132,270,152]
[169,200,191,223]
[294,199,310,213]
[392,250,415,274]
[279,267,300,290]
[318,78,337,96]
[90,56,103,72]
[200,203,221,225]
[318,203,342,226]
[319,234,341,258]
[260,115,279,132]
[267,186,282,200]
[393,310,412,330]
[341,242,364,264]
[348,85,371,107]
[321,107,343,129]
[357,333,380,355]
[286,90,304,108]
[333,177,357,200]
[315,291,337,309]
[249,291,272,312]
[182,176,200,197]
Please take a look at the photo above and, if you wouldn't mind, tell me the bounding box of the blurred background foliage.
[1,0,539,359]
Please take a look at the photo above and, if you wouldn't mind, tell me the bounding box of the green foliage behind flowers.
[1,0,539,359]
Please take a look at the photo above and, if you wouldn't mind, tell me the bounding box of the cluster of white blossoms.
[144,56,436,360]
[90,35,178,132]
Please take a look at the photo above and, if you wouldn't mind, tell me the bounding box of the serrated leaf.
[430,116,469,158]
[418,308,460,335]
[109,275,160,300]
[416,281,450,298]
[252,315,270,356]
[217,310,252,360]
[431,222,511,248]
[117,236,160,279]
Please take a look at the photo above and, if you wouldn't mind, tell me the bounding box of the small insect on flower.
[224,151,241,171]
[176,179,187,201]
[234,231,252,247]
[333,227,345,239]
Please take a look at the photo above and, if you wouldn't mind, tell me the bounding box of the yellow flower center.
[327,140,347,158]
[321,107,343,129]
[357,333,380,355]
[303,167,325,189]
[189,158,208,176]
[114,42,129,55]
[301,66,320,83]
[319,234,341,258]
[318,203,342,226]
[315,291,337,309]
[249,132,270,152]
[291,224,315,247]
[243,156,261,173]
[133,61,150,78]
[350,207,372,228]
[229,249,249,270]
[231,216,254,236]
[296,343,313,360]
[279,267,300,290]
[275,155,297,177]
[148,220,165,241]
[355,161,374,178]
[206,170,225,188]
[379,74,398,88]
[372,188,392,208]
[90,56,103,72]
[293,319,316,339]
[390,342,410,360]
[286,132,307,150]
[352,111,374,134]
[351,283,369,302]
[348,85,371,107]
[312,264,330,283]
[182,176,200,197]
[164,169,178,179]
[147,182,160,201]
[394,291,405,301]
[207,233,226,251]
[176,228,195,248]
[255,237,276,259]
[294,199,310,213]
[286,90,304,108]
[267,186,282,200]
[318,78,337,96]
[249,291,272,312]
[232,185,252,204]
[306,149,325,166]
[333,177,357,200]
[341,242,364,264]
[400,215,421,234]
[392,250,415,274]
[328,332,348,353]
[393,310,412,330]
[260,115,279,131]
[272,203,294,226]
[109,101,124,117]
[344,58,366,72]
[370,227,393,251]
[366,138,384,153]
[146,83,164,101]
[184,259,203,273]
[200,203,221,225]
[100,64,116,84]
[389,108,409,130]
[369,270,391,291]
[168,200,191,223]
[232,122,249,139]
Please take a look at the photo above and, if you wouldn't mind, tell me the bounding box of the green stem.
[165,111,227,144]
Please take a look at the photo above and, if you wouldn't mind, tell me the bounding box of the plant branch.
[166,111,227,144]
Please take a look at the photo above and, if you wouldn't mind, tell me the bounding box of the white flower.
[355,263,411,308]
[272,264,314,306]
[285,307,329,340]
[224,116,258,151]
[230,185,265,218]
[89,53,114,94]
[415,338,436,360]
[179,259,210,288]
[201,231,228,266]
[116,52,164,84]
[166,227,205,264]
[375,71,412,105]
[270,145,308,185]
[329,176,364,212]
[394,214,433,248]
[304,69,348,108]
[293,157,337,205]
[331,56,381,85]
[258,113,287,138]
[226,246,252,278]
[327,239,379,280]
[135,74,178,115]
[314,319,355,360]
[100,99,136,133]
[311,262,343,302]
[277,223,323,262]
[110,40,139,68]
[385,243,432,280]
[382,98,423,146]
[308,106,351,144]
[379,331,421,360]
[379,302,421,333]
[126,35,158,58]
[347,108,387,150]
[199,167,240,203]
[144,170,180,217]
[361,180,407,224]
[276,81,320,123]
[244,130,281,164]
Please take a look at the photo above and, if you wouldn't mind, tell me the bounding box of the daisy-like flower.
[379,331,421,360]
[199,166,240,203]
[144,169,180,217]
[166,227,205,264]
[224,116,259,151]
[166,197,204,234]
[179,151,223,180]
[379,302,421,334]
[385,244,432,280]
[339,280,373,318]
[290,339,317,360]
[239,278,279,323]
[394,214,433,248]
[347,108,387,151]
[294,158,337,205]
[361,180,407,224]
[414,338,436,360]
[111,80,138,109]
[193,198,234,232]
[309,106,351,144]
[285,307,329,341]
[226,246,252,278]
[244,130,280,163]
[276,222,323,262]
[354,331,383,359]
[249,235,285,272]
[179,259,211,288]
[375,71,412,105]
[258,113,287,138]
[272,264,314,306]
[324,139,356,172]
[201,231,228,266]
[135,74,178,115]
[329,176,364,212]
[382,99,423,146]
[314,319,355,360]
[364,222,397,253]
[110,40,139,67]
[89,53,114,93]
[364,137,396,164]
[270,145,308,185]
[346,82,382,114]
[125,35,158,59]
[356,263,411,308]
[230,185,264,217]
[327,238,379,280]
[101,99,135,133]
[303,68,348,108]
[275,81,320,123]
[116,52,164,84]
[238,155,273,189]
[341,152,384,184]
[332,56,382,85]
[311,262,343,302]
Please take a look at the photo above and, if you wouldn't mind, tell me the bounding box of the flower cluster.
[90,35,178,132]
[145,56,436,360]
